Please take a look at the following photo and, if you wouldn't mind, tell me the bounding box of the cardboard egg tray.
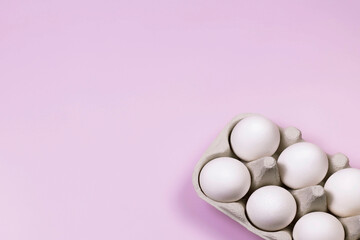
[192,113,360,240]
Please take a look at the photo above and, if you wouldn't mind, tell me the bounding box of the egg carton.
[192,113,360,240]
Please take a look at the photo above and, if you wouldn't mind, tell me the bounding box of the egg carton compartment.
[192,113,360,240]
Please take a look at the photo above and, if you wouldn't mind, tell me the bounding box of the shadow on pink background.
[1,1,360,239]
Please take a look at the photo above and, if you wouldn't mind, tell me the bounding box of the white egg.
[230,116,280,162]
[246,186,297,231]
[277,142,329,189]
[324,168,360,217]
[293,212,345,240]
[199,157,251,202]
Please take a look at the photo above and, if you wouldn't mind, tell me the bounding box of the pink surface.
[1,1,360,239]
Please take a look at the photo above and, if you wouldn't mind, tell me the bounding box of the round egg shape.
[246,186,297,231]
[293,212,345,240]
[230,116,280,162]
[277,142,329,189]
[325,168,360,217]
[199,157,251,202]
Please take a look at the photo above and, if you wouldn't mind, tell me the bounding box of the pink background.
[1,1,360,239]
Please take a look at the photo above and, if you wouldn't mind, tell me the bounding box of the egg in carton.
[192,113,360,240]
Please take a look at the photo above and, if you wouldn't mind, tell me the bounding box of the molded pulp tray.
[192,113,360,240]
